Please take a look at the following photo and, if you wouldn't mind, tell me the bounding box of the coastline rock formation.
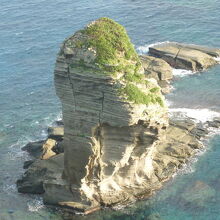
[17,17,220,214]
[149,42,220,71]
[54,17,168,207]
[140,55,173,93]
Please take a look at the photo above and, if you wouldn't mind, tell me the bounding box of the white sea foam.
[27,197,44,212]
[214,56,220,63]
[8,138,30,161]
[169,108,220,123]
[206,126,220,137]
[136,41,170,54]
[3,183,17,194]
[7,112,62,162]
[15,32,23,35]
[165,100,173,107]
[172,68,194,77]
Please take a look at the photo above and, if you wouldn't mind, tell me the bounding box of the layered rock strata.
[54,17,168,207]
[17,118,207,209]
[149,42,220,71]
[17,18,220,213]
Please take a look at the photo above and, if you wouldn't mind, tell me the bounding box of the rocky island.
[17,17,220,214]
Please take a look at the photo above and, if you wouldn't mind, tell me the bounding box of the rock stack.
[54,17,168,207]
[16,18,220,213]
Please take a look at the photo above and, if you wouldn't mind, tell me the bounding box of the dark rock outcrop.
[17,154,64,194]
[48,126,64,141]
[22,140,45,158]
[206,117,220,128]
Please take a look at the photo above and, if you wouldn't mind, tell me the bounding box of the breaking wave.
[169,108,220,123]
[214,56,220,63]
[136,41,170,54]
[172,68,195,77]
[27,197,44,212]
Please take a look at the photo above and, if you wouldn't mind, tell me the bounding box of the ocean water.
[0,0,220,219]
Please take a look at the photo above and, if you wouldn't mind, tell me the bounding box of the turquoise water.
[0,0,220,219]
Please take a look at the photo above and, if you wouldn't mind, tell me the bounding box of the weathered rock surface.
[23,160,34,169]
[21,125,64,161]
[53,17,169,208]
[140,55,173,93]
[17,18,219,214]
[206,117,220,128]
[17,153,64,194]
[149,42,220,71]
[140,55,173,81]
[40,138,57,159]
[22,140,45,158]
[48,126,64,141]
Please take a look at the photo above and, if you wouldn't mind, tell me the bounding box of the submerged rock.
[180,181,215,208]
[149,42,220,71]
[145,213,163,220]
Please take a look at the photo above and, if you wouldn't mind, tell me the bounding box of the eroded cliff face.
[16,18,218,212]
[54,18,168,206]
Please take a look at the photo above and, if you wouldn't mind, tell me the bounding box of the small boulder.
[48,126,64,141]
[140,55,173,94]
[140,55,173,81]
[55,120,64,126]
[41,138,57,160]
[22,140,44,158]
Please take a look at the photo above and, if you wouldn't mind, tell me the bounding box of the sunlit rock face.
[17,18,209,211]
[54,17,168,206]
[149,42,220,71]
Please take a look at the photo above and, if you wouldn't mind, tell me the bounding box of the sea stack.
[54,17,168,207]
[17,18,214,213]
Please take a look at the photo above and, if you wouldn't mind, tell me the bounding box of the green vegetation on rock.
[82,17,140,71]
[67,17,165,107]
[119,83,164,106]
[124,72,144,83]
[150,87,160,93]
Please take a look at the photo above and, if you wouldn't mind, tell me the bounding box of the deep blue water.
[0,0,220,219]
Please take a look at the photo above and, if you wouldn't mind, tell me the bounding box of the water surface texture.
[0,0,220,219]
